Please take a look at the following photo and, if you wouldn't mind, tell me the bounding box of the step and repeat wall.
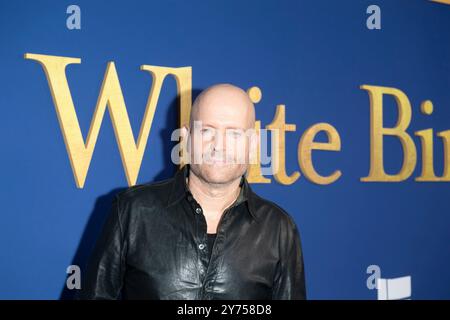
[1,0,449,299]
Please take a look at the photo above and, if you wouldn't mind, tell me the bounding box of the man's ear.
[180,125,191,160]
[180,125,189,141]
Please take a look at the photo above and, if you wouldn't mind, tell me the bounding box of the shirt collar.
[166,164,258,222]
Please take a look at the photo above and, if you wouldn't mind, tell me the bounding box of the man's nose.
[212,130,226,152]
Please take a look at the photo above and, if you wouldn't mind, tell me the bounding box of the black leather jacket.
[79,165,306,300]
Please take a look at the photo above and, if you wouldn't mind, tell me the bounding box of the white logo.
[366,265,412,300]
[66,265,81,290]
[377,276,411,300]
[66,5,81,30]
[366,5,381,30]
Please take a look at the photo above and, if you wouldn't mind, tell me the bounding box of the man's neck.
[187,170,241,216]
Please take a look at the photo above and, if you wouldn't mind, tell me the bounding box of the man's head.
[182,83,257,185]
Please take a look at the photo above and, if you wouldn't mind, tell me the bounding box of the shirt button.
[187,195,193,202]
[198,243,206,250]
[195,207,202,214]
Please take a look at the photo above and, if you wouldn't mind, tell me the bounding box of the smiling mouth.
[211,159,228,164]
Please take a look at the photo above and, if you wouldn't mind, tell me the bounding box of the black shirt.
[206,233,217,262]
[79,164,306,300]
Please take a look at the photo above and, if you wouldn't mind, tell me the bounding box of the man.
[79,84,306,299]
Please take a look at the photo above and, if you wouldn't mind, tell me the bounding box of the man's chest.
[123,208,279,299]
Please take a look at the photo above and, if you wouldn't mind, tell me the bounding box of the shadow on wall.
[60,89,202,299]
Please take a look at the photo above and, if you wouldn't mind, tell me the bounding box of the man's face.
[188,88,255,185]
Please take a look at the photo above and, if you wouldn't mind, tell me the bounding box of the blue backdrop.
[0,0,449,299]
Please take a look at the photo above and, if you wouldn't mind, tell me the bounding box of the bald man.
[80,84,306,300]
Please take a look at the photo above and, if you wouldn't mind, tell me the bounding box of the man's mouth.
[211,158,227,164]
[204,156,232,164]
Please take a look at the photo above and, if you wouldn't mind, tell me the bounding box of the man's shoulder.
[249,191,297,228]
[114,175,175,208]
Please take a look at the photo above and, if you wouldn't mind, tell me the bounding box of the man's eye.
[201,128,214,137]
[229,130,242,138]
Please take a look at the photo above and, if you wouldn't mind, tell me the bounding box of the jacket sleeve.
[272,215,307,300]
[77,195,126,299]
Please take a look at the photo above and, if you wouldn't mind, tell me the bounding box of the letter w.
[24,53,191,188]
